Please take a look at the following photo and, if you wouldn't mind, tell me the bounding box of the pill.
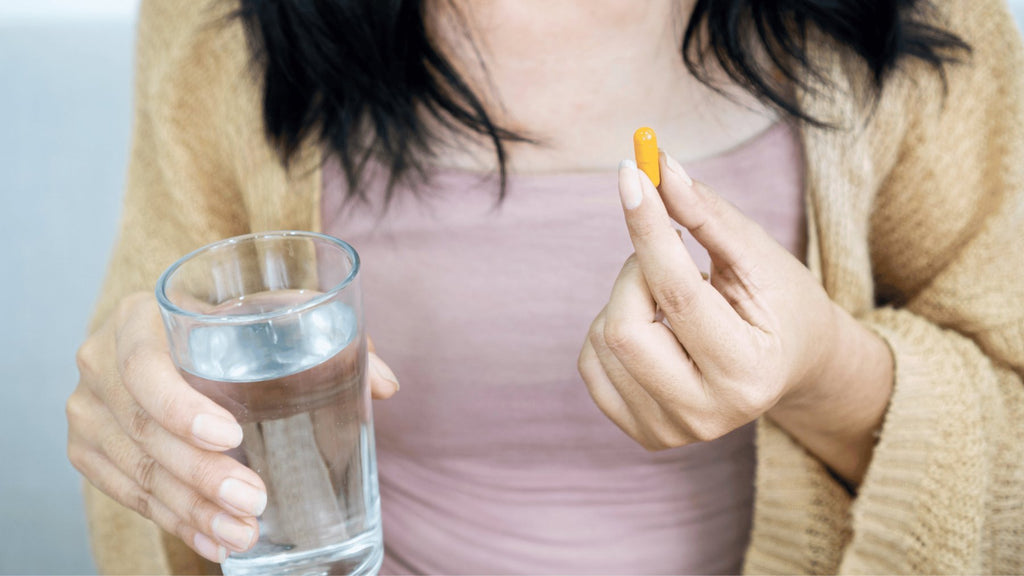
[633,127,660,187]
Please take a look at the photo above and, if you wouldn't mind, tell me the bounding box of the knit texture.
[84,0,1024,573]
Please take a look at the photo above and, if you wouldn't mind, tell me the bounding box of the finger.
[98,427,260,552]
[602,256,708,410]
[114,296,244,451]
[618,159,704,294]
[598,295,708,448]
[143,422,267,520]
[369,352,400,399]
[658,150,770,277]
[367,335,401,399]
[588,314,694,450]
[77,380,266,519]
[590,313,662,422]
[97,371,264,517]
[74,450,228,564]
[77,389,264,541]
[609,254,658,321]
[578,330,642,440]
[617,160,744,364]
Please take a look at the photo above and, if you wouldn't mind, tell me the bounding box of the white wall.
[0,0,137,21]
[0,4,137,574]
[0,1,1022,574]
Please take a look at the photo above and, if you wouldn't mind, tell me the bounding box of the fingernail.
[192,414,243,449]
[219,477,267,516]
[212,513,256,552]
[370,353,400,391]
[194,532,228,563]
[618,159,643,209]
[662,151,693,185]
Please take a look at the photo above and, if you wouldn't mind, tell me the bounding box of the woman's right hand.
[67,292,400,564]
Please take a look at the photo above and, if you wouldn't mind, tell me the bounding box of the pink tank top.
[322,122,805,574]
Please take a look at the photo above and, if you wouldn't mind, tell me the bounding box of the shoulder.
[938,0,1019,39]
[877,0,1023,190]
[889,0,1021,106]
[133,0,255,147]
[135,0,245,74]
[802,0,1021,118]
[131,0,272,190]
[795,0,1024,301]
[867,0,1024,299]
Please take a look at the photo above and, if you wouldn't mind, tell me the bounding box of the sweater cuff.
[745,304,1000,574]
[837,306,992,573]
[743,418,852,574]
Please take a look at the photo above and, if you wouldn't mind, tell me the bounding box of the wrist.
[769,305,895,485]
[776,302,846,414]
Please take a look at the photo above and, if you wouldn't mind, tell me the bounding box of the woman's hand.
[579,153,893,486]
[67,292,399,563]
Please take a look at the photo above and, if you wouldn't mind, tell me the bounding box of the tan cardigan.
[85,0,1024,573]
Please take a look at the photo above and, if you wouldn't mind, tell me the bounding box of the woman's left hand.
[579,152,892,485]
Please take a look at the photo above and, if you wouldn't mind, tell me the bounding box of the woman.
[67,0,1024,573]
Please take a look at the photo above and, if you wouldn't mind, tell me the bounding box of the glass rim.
[155,230,360,324]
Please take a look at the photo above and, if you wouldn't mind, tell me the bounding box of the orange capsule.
[633,127,660,187]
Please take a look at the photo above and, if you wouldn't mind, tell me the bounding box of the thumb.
[369,353,400,399]
[657,151,769,274]
[366,336,400,399]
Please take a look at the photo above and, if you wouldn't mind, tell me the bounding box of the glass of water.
[156,231,382,576]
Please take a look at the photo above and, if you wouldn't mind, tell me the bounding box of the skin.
[429,0,777,172]
[67,0,893,564]
[580,156,894,486]
[68,294,398,562]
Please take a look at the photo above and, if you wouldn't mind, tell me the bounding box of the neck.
[427,0,776,174]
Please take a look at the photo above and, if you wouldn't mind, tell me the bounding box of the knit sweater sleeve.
[83,1,251,573]
[87,0,251,331]
[844,1,1024,570]
[745,0,1024,573]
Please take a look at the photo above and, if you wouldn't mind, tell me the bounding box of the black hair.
[233,0,969,203]
[682,0,969,126]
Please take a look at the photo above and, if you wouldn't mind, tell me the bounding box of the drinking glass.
[156,231,382,576]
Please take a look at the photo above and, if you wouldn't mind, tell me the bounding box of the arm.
[766,303,893,488]
[579,2,1024,573]
[839,0,1024,568]
[89,0,250,330]
[81,1,251,573]
[749,0,1024,572]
